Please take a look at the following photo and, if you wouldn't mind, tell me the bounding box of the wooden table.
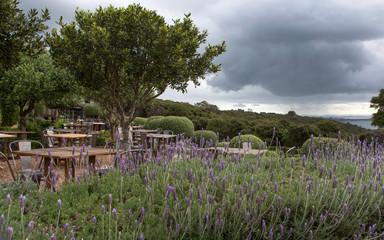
[15,147,123,189]
[92,122,106,131]
[142,133,177,156]
[52,129,78,133]
[0,133,17,156]
[68,123,91,133]
[44,133,91,147]
[131,125,144,129]
[0,131,35,140]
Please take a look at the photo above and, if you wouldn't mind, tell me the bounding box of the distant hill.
[140,99,370,147]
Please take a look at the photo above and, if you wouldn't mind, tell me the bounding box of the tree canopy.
[370,89,384,128]
[1,52,79,133]
[0,0,49,71]
[47,4,226,145]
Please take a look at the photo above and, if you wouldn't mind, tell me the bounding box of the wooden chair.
[8,140,45,187]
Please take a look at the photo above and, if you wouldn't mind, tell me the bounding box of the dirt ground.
[0,155,114,189]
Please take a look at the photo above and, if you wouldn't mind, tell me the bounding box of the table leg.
[79,138,83,146]
[89,156,96,173]
[58,138,63,147]
[64,158,70,184]
[44,157,51,190]
[3,139,9,156]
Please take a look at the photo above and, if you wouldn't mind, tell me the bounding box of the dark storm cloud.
[208,0,384,97]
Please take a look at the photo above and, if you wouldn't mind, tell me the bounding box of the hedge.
[193,130,218,147]
[228,134,265,149]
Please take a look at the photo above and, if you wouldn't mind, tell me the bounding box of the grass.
[1,135,384,239]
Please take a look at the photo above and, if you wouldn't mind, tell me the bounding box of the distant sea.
[326,116,379,130]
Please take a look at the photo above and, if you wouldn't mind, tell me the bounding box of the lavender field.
[1,134,384,239]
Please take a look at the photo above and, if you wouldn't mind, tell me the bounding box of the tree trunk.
[19,114,27,140]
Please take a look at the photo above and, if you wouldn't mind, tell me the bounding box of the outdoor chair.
[8,140,45,187]
[42,129,58,148]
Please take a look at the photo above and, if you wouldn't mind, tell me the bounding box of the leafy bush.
[228,134,265,149]
[157,116,194,137]
[145,116,164,129]
[193,130,218,147]
[83,104,102,117]
[300,136,346,157]
[133,117,147,125]
[96,130,112,146]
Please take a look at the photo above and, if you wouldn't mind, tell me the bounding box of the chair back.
[44,129,56,147]
[0,151,16,181]
[9,140,44,175]
[19,141,32,171]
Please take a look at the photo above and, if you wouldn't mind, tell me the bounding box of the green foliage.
[282,124,321,147]
[0,0,50,70]
[96,130,112,146]
[300,136,346,157]
[157,116,194,137]
[228,134,265,149]
[83,104,102,117]
[315,119,341,137]
[145,116,164,129]
[370,89,384,128]
[133,117,147,125]
[47,4,226,148]
[0,53,78,132]
[193,130,218,147]
[53,117,68,129]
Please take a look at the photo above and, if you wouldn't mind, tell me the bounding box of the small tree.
[370,89,384,128]
[0,0,50,126]
[1,53,78,137]
[47,4,226,148]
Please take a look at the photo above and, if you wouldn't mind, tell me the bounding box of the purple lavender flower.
[139,207,145,223]
[7,194,11,205]
[278,196,281,208]
[28,221,34,232]
[1,214,4,226]
[127,209,132,221]
[64,223,69,235]
[93,216,97,226]
[58,199,62,211]
[51,233,56,240]
[109,194,112,205]
[6,226,13,240]
[19,194,26,208]
[112,208,118,221]
[101,205,105,215]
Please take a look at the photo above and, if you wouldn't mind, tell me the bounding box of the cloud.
[232,103,246,107]
[207,0,384,97]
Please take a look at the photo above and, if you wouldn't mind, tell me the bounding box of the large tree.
[1,52,79,136]
[47,4,226,147]
[0,0,50,126]
[370,89,384,128]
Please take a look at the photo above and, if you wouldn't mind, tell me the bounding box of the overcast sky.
[19,0,384,117]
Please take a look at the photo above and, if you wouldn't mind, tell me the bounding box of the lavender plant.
[1,133,384,239]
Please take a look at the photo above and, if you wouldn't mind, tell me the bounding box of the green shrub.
[83,104,102,117]
[193,130,218,147]
[145,116,164,129]
[228,134,265,149]
[133,117,147,125]
[96,130,112,146]
[158,116,194,137]
[300,136,346,157]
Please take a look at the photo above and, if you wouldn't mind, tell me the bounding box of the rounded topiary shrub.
[83,104,102,117]
[228,134,265,149]
[158,116,194,137]
[145,116,164,129]
[133,117,147,126]
[193,130,218,147]
[300,136,346,157]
